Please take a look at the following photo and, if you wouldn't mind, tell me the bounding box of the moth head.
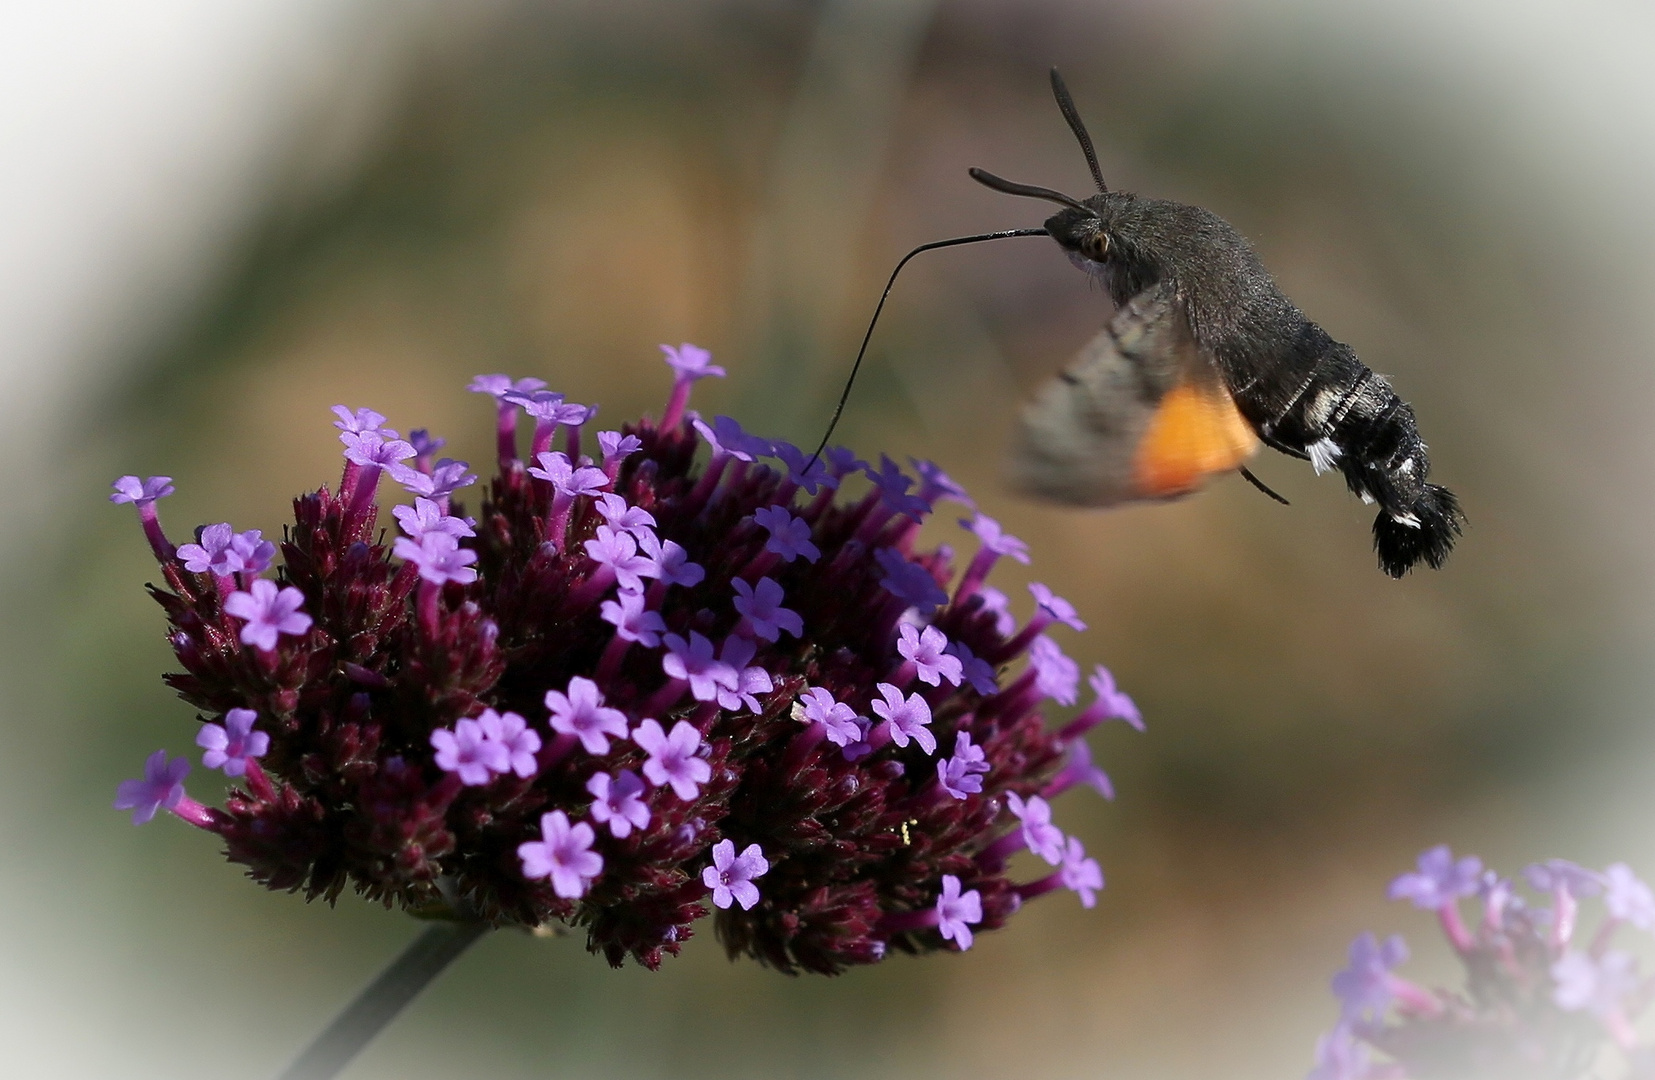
[968,69,1116,265]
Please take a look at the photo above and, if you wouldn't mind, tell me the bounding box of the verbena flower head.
[1308,848,1655,1079]
[108,345,1140,974]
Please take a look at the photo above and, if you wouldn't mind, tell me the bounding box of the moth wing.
[1009,285,1259,506]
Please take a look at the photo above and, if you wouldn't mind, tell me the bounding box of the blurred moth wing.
[1011,284,1259,505]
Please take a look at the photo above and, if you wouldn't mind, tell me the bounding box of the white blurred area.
[8,1,1655,1078]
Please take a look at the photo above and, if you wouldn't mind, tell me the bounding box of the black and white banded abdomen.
[1253,337,1463,577]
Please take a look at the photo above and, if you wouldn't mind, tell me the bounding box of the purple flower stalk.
[109,343,1135,974]
[1307,848,1655,1078]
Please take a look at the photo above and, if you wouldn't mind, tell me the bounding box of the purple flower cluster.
[109,346,1142,973]
[1309,845,1655,1079]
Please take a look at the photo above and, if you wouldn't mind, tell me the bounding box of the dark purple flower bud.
[223,580,313,652]
[703,839,769,910]
[196,709,269,777]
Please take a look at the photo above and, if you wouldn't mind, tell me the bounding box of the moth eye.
[1086,233,1111,260]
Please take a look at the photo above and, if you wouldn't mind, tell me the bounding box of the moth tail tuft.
[1372,483,1464,577]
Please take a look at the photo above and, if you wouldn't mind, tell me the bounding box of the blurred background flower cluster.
[9,1,1655,1077]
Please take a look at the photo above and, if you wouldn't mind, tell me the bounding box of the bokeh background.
[6,1,1655,1077]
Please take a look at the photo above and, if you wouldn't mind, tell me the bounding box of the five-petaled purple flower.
[113,750,190,825]
[545,677,630,755]
[1603,863,1655,930]
[871,683,935,754]
[519,810,604,899]
[633,719,712,800]
[488,709,543,778]
[586,770,650,838]
[964,514,1029,562]
[937,730,989,800]
[1006,792,1065,865]
[594,492,656,539]
[196,708,269,777]
[585,526,652,593]
[752,505,820,563]
[898,623,963,687]
[393,498,475,541]
[1029,583,1087,631]
[110,475,174,505]
[599,589,666,647]
[1028,636,1080,706]
[1059,837,1104,908]
[702,839,770,910]
[392,532,479,586]
[639,533,705,589]
[661,632,730,703]
[1388,845,1482,909]
[431,715,510,785]
[796,687,864,748]
[660,342,725,381]
[1331,932,1409,1022]
[935,875,983,950]
[732,577,803,641]
[223,579,313,652]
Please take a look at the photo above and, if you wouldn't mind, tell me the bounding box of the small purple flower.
[393,498,476,541]
[586,770,650,838]
[1087,666,1143,731]
[1057,738,1114,800]
[963,514,1030,563]
[1307,1024,1378,1080]
[341,430,416,469]
[752,505,820,563]
[503,389,568,424]
[911,458,971,508]
[584,525,652,593]
[1059,836,1104,908]
[716,636,774,713]
[407,429,446,458]
[633,719,712,800]
[599,588,666,647]
[937,731,989,799]
[228,530,276,575]
[795,687,864,747]
[113,750,190,825]
[468,374,546,398]
[1006,792,1065,865]
[639,533,705,589]
[223,579,313,652]
[110,475,174,505]
[1028,636,1080,706]
[870,683,935,754]
[1524,859,1605,898]
[977,585,1016,636]
[897,624,963,687]
[946,641,999,696]
[196,708,269,777]
[661,342,726,381]
[1553,949,1640,1016]
[702,839,769,910]
[864,455,930,520]
[594,492,657,540]
[332,405,392,436]
[392,531,479,586]
[661,632,732,703]
[769,442,837,495]
[1331,932,1409,1022]
[177,523,240,575]
[518,810,603,899]
[693,415,770,462]
[1029,582,1087,631]
[1389,845,1483,909]
[733,577,803,642]
[1603,863,1655,929]
[529,451,607,498]
[597,430,643,465]
[874,547,947,616]
[544,677,630,755]
[393,458,476,500]
[430,716,510,785]
[935,875,982,950]
[487,709,542,779]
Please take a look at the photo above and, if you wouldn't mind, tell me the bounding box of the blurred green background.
[7,1,1655,1077]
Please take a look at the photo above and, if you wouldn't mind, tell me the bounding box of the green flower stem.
[277,920,490,1080]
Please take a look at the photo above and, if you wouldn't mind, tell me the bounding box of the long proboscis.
[808,228,1049,464]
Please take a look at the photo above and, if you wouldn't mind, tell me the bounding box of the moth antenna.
[1238,466,1290,506]
[1049,68,1108,194]
[968,168,1091,213]
[809,228,1049,464]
